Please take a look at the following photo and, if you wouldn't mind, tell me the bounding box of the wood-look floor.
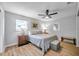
[0,42,79,56]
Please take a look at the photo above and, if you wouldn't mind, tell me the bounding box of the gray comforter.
[28,34,57,52]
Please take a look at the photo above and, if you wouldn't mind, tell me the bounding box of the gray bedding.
[28,34,57,52]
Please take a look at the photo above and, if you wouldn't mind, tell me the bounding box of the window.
[41,23,49,29]
[16,20,28,32]
[41,23,49,33]
[53,23,60,31]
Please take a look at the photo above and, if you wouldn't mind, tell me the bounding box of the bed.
[28,33,58,54]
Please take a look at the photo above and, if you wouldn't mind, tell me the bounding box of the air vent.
[67,2,72,4]
[67,2,74,4]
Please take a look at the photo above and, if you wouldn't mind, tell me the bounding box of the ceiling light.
[45,16,49,18]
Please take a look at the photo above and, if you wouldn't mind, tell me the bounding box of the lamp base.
[43,29,48,34]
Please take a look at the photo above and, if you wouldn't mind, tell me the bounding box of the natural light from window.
[16,20,28,32]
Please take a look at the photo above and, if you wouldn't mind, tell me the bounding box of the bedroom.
[0,2,79,56]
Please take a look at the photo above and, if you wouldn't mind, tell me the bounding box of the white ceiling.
[0,2,77,20]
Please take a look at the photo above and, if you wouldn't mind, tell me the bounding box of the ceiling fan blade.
[38,14,45,16]
[49,12,58,15]
[46,9,49,15]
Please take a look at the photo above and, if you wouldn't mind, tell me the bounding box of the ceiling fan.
[38,9,58,18]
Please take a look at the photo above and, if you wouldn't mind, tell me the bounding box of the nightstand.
[18,35,28,46]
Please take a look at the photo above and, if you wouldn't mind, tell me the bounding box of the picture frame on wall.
[32,22,38,29]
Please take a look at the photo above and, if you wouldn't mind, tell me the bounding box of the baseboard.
[5,43,18,48]
[0,43,16,53]
[0,48,5,53]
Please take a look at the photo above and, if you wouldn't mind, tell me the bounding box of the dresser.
[18,35,28,46]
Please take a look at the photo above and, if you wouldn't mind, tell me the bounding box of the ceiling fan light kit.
[45,16,49,18]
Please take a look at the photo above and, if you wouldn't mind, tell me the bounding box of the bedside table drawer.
[18,35,28,46]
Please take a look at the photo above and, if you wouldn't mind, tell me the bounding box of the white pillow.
[30,30,42,35]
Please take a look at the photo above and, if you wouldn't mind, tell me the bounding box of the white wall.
[53,15,76,37]
[0,6,5,53]
[5,11,40,47]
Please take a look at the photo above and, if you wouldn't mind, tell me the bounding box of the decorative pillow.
[31,30,42,35]
[36,31,42,34]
